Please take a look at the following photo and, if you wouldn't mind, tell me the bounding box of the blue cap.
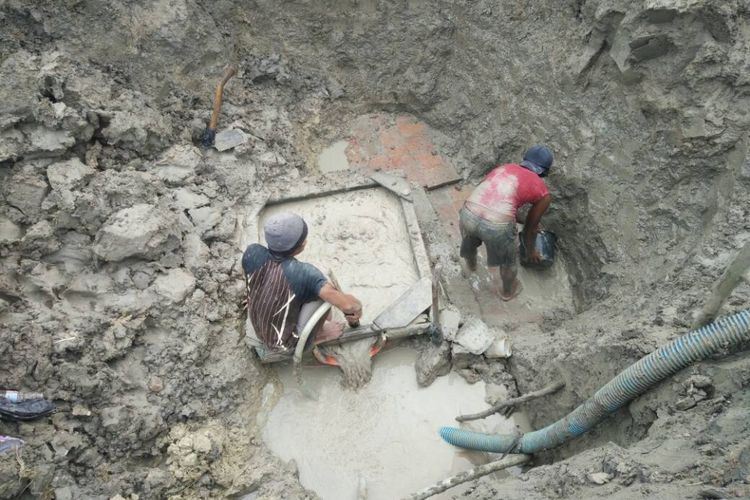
[520,145,554,176]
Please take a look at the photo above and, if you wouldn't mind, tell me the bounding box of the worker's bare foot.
[314,320,345,344]
[500,280,523,301]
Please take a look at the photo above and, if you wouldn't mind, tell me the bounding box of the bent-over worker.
[242,212,363,351]
[459,145,554,301]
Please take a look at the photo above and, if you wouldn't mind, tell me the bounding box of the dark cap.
[520,145,554,176]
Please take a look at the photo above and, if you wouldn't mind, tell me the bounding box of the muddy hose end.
[201,128,216,148]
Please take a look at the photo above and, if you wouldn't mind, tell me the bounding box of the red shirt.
[466,164,549,219]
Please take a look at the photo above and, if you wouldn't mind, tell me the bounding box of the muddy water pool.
[260,348,517,499]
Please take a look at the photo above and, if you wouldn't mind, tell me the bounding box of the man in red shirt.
[459,145,553,301]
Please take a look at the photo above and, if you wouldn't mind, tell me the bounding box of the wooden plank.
[401,198,432,280]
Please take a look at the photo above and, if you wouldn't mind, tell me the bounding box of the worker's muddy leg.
[498,265,522,301]
[459,208,482,275]
[298,300,345,347]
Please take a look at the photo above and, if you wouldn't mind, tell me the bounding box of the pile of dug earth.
[2,1,750,499]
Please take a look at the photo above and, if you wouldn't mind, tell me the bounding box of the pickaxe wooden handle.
[202,65,237,147]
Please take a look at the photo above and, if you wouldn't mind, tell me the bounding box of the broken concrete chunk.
[172,188,210,211]
[151,268,196,304]
[21,220,60,256]
[154,144,202,185]
[439,305,461,341]
[0,128,25,162]
[686,375,712,389]
[415,342,451,387]
[93,204,181,262]
[587,472,612,485]
[0,216,23,244]
[484,383,510,405]
[453,317,495,355]
[72,405,92,417]
[66,273,114,296]
[188,206,222,237]
[101,107,171,154]
[23,124,76,154]
[183,233,210,273]
[47,158,95,191]
[3,167,49,220]
[675,396,697,411]
[214,128,248,151]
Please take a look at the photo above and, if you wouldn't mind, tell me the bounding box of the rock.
[0,128,25,162]
[0,217,23,244]
[46,158,95,191]
[172,188,210,211]
[148,377,164,393]
[687,375,713,389]
[183,233,210,273]
[93,204,181,261]
[587,472,612,485]
[188,206,221,236]
[214,128,248,151]
[71,405,92,417]
[453,317,495,355]
[101,106,171,155]
[439,305,461,341]
[192,433,212,454]
[65,273,114,296]
[54,487,74,500]
[675,396,697,411]
[3,167,49,220]
[21,220,60,256]
[23,125,75,155]
[144,469,172,493]
[485,383,510,405]
[151,268,196,304]
[415,342,451,387]
[259,151,287,166]
[100,406,124,430]
[153,144,201,185]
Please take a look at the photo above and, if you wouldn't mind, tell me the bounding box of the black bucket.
[519,230,558,268]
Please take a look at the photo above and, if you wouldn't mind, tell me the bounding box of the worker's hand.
[526,249,542,264]
[344,305,362,327]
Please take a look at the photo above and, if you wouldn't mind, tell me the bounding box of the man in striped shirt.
[242,212,363,351]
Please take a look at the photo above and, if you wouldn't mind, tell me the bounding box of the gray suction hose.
[440,308,750,454]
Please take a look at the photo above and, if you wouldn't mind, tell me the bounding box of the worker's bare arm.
[319,283,363,322]
[523,194,552,263]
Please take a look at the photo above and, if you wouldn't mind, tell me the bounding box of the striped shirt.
[242,244,327,350]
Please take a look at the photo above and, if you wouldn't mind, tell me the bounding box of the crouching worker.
[459,145,553,301]
[242,212,363,352]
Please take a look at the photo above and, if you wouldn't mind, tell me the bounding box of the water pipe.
[293,301,332,365]
[440,308,750,454]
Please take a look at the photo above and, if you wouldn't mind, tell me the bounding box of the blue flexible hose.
[440,308,750,454]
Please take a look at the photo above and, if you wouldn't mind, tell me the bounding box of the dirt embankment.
[1,0,749,499]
